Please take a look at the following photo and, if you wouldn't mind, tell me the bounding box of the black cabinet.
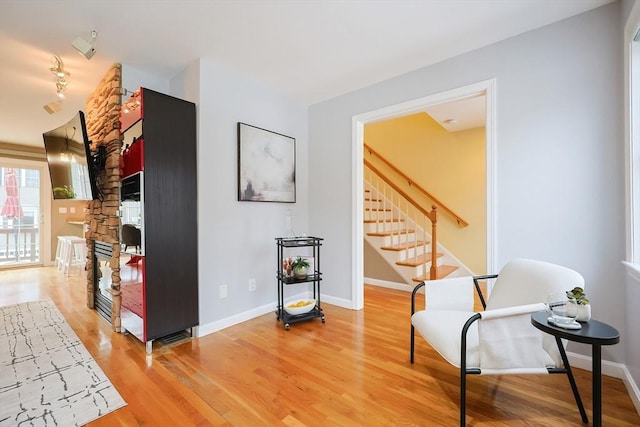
[119,88,198,353]
[275,237,325,330]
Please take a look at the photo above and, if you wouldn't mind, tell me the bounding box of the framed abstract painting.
[237,122,296,203]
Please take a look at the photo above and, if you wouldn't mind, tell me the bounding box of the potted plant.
[566,286,591,322]
[53,185,75,199]
[291,256,311,279]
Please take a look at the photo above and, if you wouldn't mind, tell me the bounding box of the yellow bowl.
[284,299,316,315]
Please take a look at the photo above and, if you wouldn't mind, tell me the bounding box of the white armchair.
[410,258,588,426]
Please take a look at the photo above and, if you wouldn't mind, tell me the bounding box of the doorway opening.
[351,79,497,309]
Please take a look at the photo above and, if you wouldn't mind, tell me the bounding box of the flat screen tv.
[43,111,100,200]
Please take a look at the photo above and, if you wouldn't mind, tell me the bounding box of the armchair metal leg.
[460,313,480,426]
[460,368,466,427]
[555,336,588,424]
[410,325,415,363]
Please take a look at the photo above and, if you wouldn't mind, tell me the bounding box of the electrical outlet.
[219,284,228,299]
[249,278,256,292]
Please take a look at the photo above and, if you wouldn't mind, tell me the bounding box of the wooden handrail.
[364,143,468,227]
[365,161,438,280]
[365,160,434,219]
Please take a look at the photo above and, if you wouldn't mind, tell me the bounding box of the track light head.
[50,55,70,78]
[72,30,97,60]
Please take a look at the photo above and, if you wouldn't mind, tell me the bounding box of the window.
[24,169,39,188]
[626,2,640,268]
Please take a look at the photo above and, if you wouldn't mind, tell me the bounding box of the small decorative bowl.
[284,299,316,315]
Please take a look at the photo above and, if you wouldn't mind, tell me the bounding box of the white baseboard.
[622,365,640,415]
[320,293,352,309]
[197,291,330,337]
[567,351,640,415]
[364,277,414,292]
[197,302,276,337]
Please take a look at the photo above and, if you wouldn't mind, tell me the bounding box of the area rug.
[0,300,126,426]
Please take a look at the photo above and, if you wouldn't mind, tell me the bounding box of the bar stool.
[60,237,86,276]
[55,235,77,269]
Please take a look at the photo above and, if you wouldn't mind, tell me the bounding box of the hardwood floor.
[1,266,639,426]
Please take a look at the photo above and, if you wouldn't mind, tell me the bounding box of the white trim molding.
[625,0,640,265]
[352,79,498,308]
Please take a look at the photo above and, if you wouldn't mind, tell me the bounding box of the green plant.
[291,256,310,270]
[566,286,590,305]
[52,185,75,199]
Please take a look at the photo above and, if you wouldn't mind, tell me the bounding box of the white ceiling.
[0,0,613,147]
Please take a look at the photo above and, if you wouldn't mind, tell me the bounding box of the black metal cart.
[275,236,325,330]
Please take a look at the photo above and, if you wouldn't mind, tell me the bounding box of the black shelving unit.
[119,88,198,353]
[276,236,325,330]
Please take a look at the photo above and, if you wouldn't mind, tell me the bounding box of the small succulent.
[291,256,310,270]
[566,286,590,305]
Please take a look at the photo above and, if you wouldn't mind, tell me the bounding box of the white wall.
[122,65,170,95]
[309,2,626,363]
[193,59,308,332]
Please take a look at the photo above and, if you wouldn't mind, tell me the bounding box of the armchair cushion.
[412,303,554,371]
[412,310,479,367]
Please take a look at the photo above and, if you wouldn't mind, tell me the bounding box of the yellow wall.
[364,112,486,274]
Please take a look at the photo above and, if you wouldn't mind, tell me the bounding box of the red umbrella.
[1,168,24,219]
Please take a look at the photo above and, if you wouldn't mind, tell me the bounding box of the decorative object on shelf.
[284,299,316,315]
[282,257,294,278]
[291,256,310,278]
[566,286,591,322]
[237,122,295,203]
[53,185,75,199]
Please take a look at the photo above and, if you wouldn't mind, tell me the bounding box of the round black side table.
[531,311,620,427]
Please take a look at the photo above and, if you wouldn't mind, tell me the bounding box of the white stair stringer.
[364,182,473,285]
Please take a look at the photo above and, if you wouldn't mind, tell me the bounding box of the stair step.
[363,218,404,224]
[367,228,415,237]
[364,197,382,202]
[365,208,392,212]
[380,241,428,251]
[396,252,443,267]
[412,265,459,282]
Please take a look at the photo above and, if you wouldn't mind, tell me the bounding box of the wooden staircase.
[364,187,462,284]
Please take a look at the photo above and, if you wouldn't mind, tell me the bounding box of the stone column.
[84,64,123,332]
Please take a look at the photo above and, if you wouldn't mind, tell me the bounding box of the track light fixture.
[72,30,97,60]
[50,55,70,79]
[56,82,66,99]
[46,55,70,111]
[50,55,70,99]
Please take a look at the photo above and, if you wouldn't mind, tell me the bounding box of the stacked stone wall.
[84,63,123,332]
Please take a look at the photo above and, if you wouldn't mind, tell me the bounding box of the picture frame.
[237,122,296,203]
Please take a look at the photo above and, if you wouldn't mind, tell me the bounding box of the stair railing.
[365,161,439,280]
[364,143,468,227]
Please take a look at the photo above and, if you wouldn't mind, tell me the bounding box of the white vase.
[293,266,307,279]
[576,304,591,322]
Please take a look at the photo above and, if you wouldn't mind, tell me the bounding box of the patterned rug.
[0,300,126,426]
